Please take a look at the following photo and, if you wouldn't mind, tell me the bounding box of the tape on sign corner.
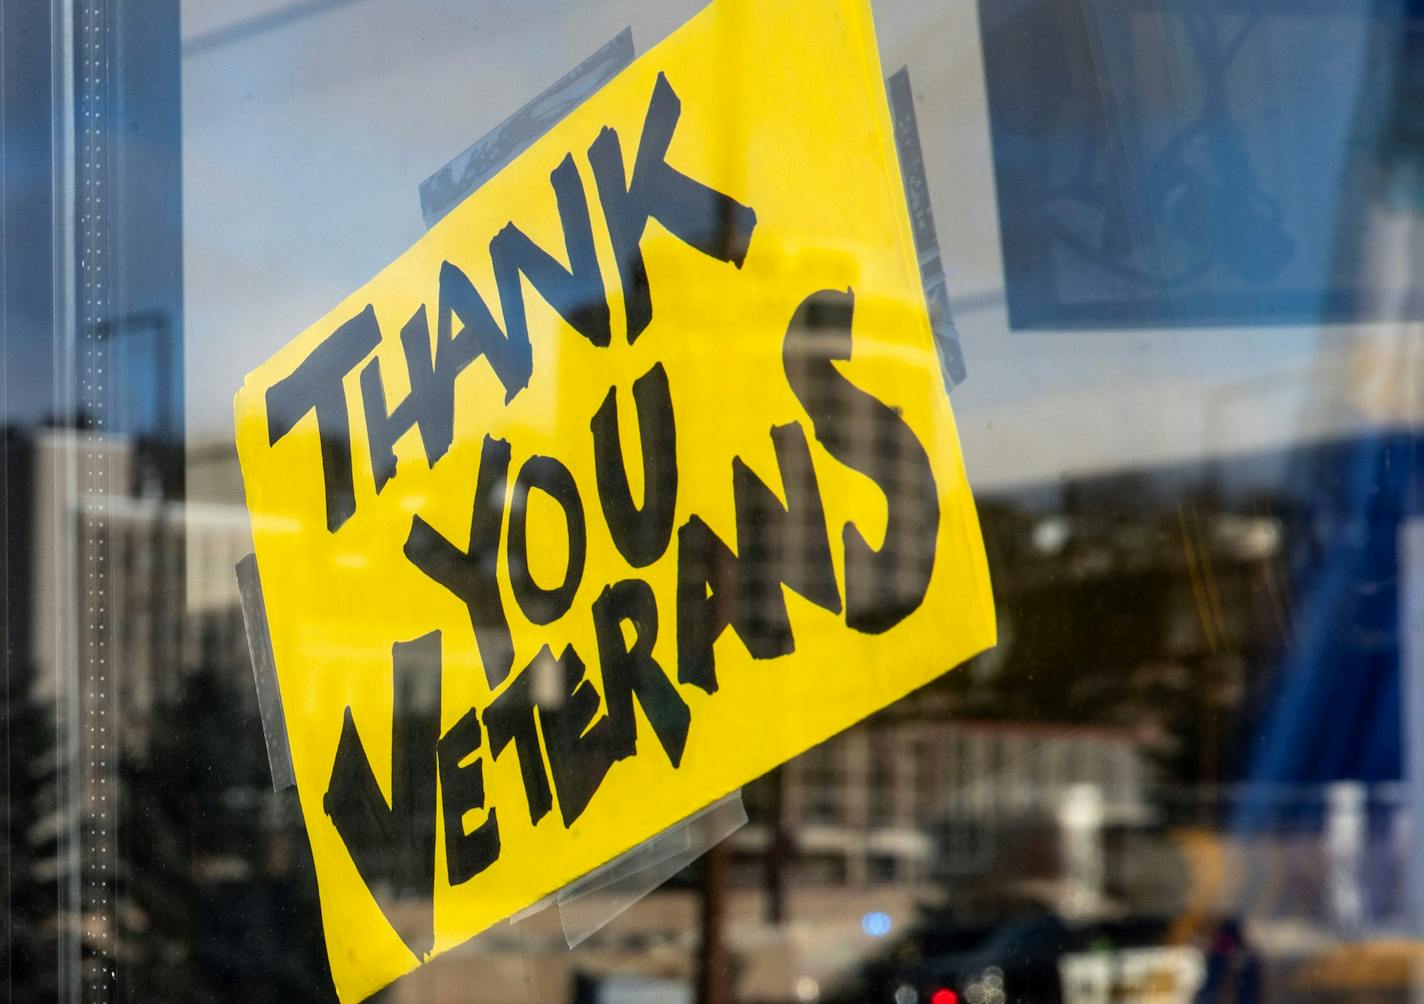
[236,552,296,791]
[507,892,557,926]
[886,65,968,390]
[419,27,636,229]
[554,790,748,949]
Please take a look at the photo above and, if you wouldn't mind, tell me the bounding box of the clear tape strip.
[236,553,296,791]
[556,790,747,948]
[418,28,635,229]
[888,65,968,388]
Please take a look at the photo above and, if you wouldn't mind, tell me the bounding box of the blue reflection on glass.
[979,0,1413,329]
[862,911,893,937]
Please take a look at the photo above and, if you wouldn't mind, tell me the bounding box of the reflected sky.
[180,0,1424,494]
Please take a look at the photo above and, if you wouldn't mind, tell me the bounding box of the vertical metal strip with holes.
[72,0,115,998]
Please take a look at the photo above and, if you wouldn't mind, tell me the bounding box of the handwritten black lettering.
[589,72,758,343]
[323,631,441,957]
[675,422,839,693]
[266,304,381,532]
[507,455,587,625]
[783,288,940,632]
[360,305,442,494]
[437,708,500,885]
[405,436,515,687]
[593,578,690,766]
[535,646,619,827]
[483,666,553,826]
[591,362,678,568]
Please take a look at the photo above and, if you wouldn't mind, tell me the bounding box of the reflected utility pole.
[765,766,792,925]
[696,842,729,1004]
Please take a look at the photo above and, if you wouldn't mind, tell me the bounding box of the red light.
[931,990,958,1004]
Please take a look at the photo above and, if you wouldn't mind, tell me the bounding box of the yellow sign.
[233,0,995,998]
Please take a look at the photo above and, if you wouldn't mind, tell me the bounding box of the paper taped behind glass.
[231,0,995,997]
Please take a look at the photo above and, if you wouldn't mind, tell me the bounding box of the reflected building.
[9,427,251,748]
[739,718,1151,889]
